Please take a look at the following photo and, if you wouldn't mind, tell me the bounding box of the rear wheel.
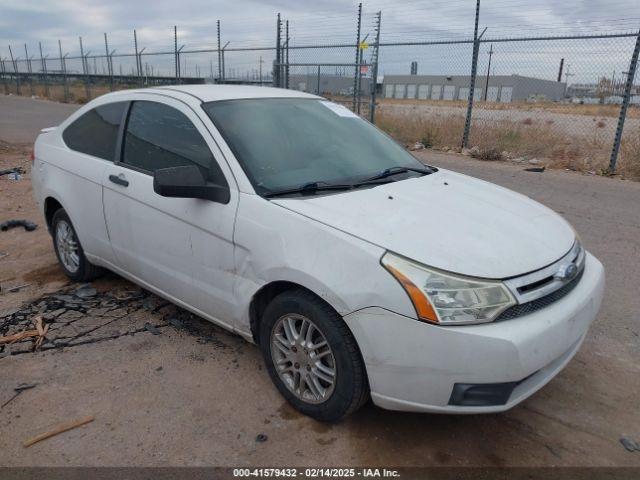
[259,289,369,422]
[51,209,103,282]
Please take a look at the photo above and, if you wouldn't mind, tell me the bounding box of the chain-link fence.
[2,2,639,177]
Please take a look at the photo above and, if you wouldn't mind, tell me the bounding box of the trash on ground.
[0,220,38,232]
[524,166,546,173]
[256,433,268,443]
[144,322,161,335]
[1,383,38,409]
[1,283,32,293]
[620,437,639,452]
[74,285,97,298]
[23,415,95,448]
[0,167,25,177]
[0,329,40,344]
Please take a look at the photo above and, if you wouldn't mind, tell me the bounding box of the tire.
[259,289,369,422]
[51,208,103,282]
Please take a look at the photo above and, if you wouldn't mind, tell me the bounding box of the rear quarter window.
[62,102,128,160]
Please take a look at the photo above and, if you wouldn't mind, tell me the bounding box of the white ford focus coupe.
[32,85,605,421]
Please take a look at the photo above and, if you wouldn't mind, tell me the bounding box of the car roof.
[108,84,322,103]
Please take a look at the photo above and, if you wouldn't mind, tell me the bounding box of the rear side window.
[122,101,223,182]
[62,102,127,160]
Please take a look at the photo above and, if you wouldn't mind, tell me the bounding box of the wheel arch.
[249,280,346,345]
[44,196,64,233]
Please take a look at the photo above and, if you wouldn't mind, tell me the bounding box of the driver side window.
[122,100,225,183]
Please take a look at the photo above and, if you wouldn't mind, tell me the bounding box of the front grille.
[496,267,585,322]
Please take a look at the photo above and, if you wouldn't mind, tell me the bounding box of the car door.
[102,96,238,324]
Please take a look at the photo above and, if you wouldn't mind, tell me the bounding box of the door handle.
[109,174,129,187]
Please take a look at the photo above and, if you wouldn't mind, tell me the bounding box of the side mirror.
[153,165,230,204]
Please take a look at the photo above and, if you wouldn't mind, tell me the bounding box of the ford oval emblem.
[555,263,578,281]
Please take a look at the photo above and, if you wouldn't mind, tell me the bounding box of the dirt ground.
[0,95,639,467]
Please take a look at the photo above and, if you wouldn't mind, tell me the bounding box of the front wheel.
[51,208,103,282]
[259,289,369,422]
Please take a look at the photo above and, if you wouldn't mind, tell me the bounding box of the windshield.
[202,98,428,195]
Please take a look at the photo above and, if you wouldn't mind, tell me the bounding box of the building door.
[384,84,394,98]
[443,85,456,100]
[394,84,405,99]
[430,85,442,100]
[486,86,499,102]
[418,85,429,99]
[406,84,417,99]
[499,86,513,103]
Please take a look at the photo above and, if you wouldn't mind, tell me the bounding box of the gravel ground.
[0,95,639,467]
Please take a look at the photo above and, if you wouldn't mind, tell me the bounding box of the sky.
[1,0,638,82]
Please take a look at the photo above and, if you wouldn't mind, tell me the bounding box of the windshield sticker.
[319,101,359,118]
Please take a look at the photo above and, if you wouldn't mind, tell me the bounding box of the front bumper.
[343,252,605,413]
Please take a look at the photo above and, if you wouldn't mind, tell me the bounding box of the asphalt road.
[0,95,79,144]
[1,95,639,467]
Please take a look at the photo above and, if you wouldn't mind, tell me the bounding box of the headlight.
[382,252,516,325]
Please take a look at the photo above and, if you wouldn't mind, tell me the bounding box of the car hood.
[271,169,576,279]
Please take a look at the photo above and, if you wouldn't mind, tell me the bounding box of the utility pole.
[221,41,229,81]
[217,20,222,81]
[563,64,574,97]
[59,40,69,102]
[104,33,113,91]
[483,43,493,101]
[174,25,179,81]
[369,10,382,123]
[285,20,290,89]
[557,58,564,82]
[259,56,263,84]
[352,2,362,111]
[0,58,7,95]
[275,13,281,87]
[462,0,481,148]
[357,33,369,114]
[24,44,35,96]
[38,42,49,98]
[79,37,90,100]
[134,29,143,86]
[609,28,640,173]
[8,45,20,95]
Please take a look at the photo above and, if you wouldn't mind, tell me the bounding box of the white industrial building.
[382,74,566,103]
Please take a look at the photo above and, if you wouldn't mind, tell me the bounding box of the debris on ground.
[525,166,546,173]
[471,147,504,162]
[1,283,32,293]
[0,166,25,177]
[0,219,38,232]
[0,329,40,344]
[620,437,639,452]
[1,383,38,409]
[0,252,9,260]
[74,285,97,298]
[144,322,161,335]
[0,281,226,357]
[23,415,95,448]
[255,433,268,443]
